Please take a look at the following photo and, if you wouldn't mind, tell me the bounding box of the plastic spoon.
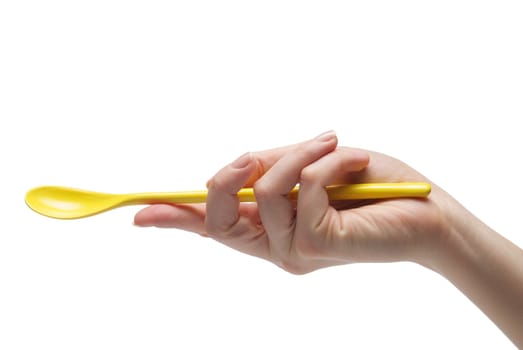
[25,182,431,220]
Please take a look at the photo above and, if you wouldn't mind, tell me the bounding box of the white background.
[1,1,522,349]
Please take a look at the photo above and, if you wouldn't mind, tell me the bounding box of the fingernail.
[315,130,336,142]
[232,152,252,169]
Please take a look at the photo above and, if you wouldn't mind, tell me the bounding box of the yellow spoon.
[25,182,431,220]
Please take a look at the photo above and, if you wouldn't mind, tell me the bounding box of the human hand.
[135,131,523,346]
[134,131,450,274]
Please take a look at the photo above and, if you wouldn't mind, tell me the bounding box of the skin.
[134,131,523,347]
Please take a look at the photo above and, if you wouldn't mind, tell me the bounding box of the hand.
[135,132,523,346]
[134,131,449,274]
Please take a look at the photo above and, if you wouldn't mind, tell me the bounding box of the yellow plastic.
[25,182,431,220]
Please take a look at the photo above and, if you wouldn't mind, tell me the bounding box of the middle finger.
[254,131,338,259]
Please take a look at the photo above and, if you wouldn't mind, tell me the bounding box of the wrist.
[413,189,498,280]
[413,190,523,347]
[410,190,476,274]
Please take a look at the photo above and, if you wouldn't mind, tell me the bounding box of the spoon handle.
[125,182,431,204]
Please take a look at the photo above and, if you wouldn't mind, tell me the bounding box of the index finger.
[243,136,328,187]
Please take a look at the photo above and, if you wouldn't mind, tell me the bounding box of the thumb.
[134,203,207,235]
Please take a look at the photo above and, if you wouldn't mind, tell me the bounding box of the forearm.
[426,199,523,347]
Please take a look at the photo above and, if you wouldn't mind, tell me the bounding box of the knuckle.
[299,164,320,184]
[207,175,230,193]
[253,179,273,200]
[249,152,265,180]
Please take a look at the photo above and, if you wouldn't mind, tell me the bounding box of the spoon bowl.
[25,186,127,219]
[25,182,431,220]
